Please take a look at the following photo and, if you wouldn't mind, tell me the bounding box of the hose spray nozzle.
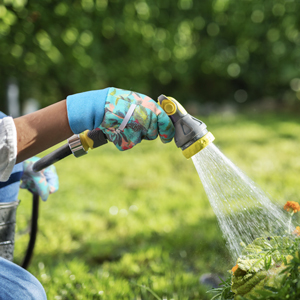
[157,95,215,159]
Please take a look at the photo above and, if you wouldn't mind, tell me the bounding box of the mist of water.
[192,143,292,260]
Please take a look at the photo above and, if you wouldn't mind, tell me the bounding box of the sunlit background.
[1,0,300,113]
[2,1,300,299]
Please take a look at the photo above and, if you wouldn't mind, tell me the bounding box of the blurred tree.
[0,0,300,111]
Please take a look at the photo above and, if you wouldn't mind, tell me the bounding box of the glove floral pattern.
[99,88,175,151]
[20,157,59,201]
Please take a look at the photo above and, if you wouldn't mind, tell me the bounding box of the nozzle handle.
[158,94,187,124]
[157,94,212,157]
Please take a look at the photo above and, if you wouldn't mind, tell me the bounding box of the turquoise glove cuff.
[66,88,110,134]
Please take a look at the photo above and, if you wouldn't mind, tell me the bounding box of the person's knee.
[30,285,47,299]
[3,273,47,300]
[15,269,47,300]
[25,277,47,300]
[0,257,47,300]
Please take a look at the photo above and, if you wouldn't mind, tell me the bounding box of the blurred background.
[2,1,300,299]
[1,0,300,114]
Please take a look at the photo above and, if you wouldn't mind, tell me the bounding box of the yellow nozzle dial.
[160,99,177,115]
[182,132,215,159]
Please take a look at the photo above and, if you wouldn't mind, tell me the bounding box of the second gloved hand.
[67,87,175,151]
[20,157,59,201]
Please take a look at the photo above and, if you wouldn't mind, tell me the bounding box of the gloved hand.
[67,87,175,150]
[20,157,59,201]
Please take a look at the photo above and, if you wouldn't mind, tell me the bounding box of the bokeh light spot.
[234,89,248,103]
[267,28,280,42]
[193,16,205,30]
[54,3,68,16]
[272,41,286,56]
[109,206,118,215]
[158,48,171,61]
[129,205,138,212]
[207,23,220,37]
[14,31,25,44]
[290,78,300,92]
[3,10,17,26]
[251,10,264,23]
[272,3,285,17]
[11,44,23,57]
[135,2,150,20]
[0,5,7,18]
[24,52,36,66]
[213,0,229,12]
[81,0,94,12]
[227,63,240,77]
[96,0,107,11]
[178,0,193,10]
[79,30,93,47]
[36,30,52,51]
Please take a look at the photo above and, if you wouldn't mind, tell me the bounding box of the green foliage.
[14,111,300,299]
[207,277,235,300]
[248,238,300,300]
[209,237,300,300]
[1,1,300,109]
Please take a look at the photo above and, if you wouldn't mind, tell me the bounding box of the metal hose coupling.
[157,95,215,159]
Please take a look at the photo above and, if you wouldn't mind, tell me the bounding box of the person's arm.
[3,87,174,178]
[14,100,73,163]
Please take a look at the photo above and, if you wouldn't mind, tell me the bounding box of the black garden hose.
[26,129,107,268]
[21,192,39,269]
[33,128,107,172]
[32,144,72,172]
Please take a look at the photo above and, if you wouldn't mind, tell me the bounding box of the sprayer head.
[158,95,215,159]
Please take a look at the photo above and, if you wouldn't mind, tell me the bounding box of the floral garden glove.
[67,87,175,150]
[99,88,175,150]
[20,157,59,201]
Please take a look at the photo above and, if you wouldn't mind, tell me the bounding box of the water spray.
[158,95,291,259]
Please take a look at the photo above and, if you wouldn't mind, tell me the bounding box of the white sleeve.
[0,117,17,182]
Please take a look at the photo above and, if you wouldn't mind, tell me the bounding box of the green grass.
[14,111,300,300]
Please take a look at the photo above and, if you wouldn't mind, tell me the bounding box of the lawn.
[14,110,300,300]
